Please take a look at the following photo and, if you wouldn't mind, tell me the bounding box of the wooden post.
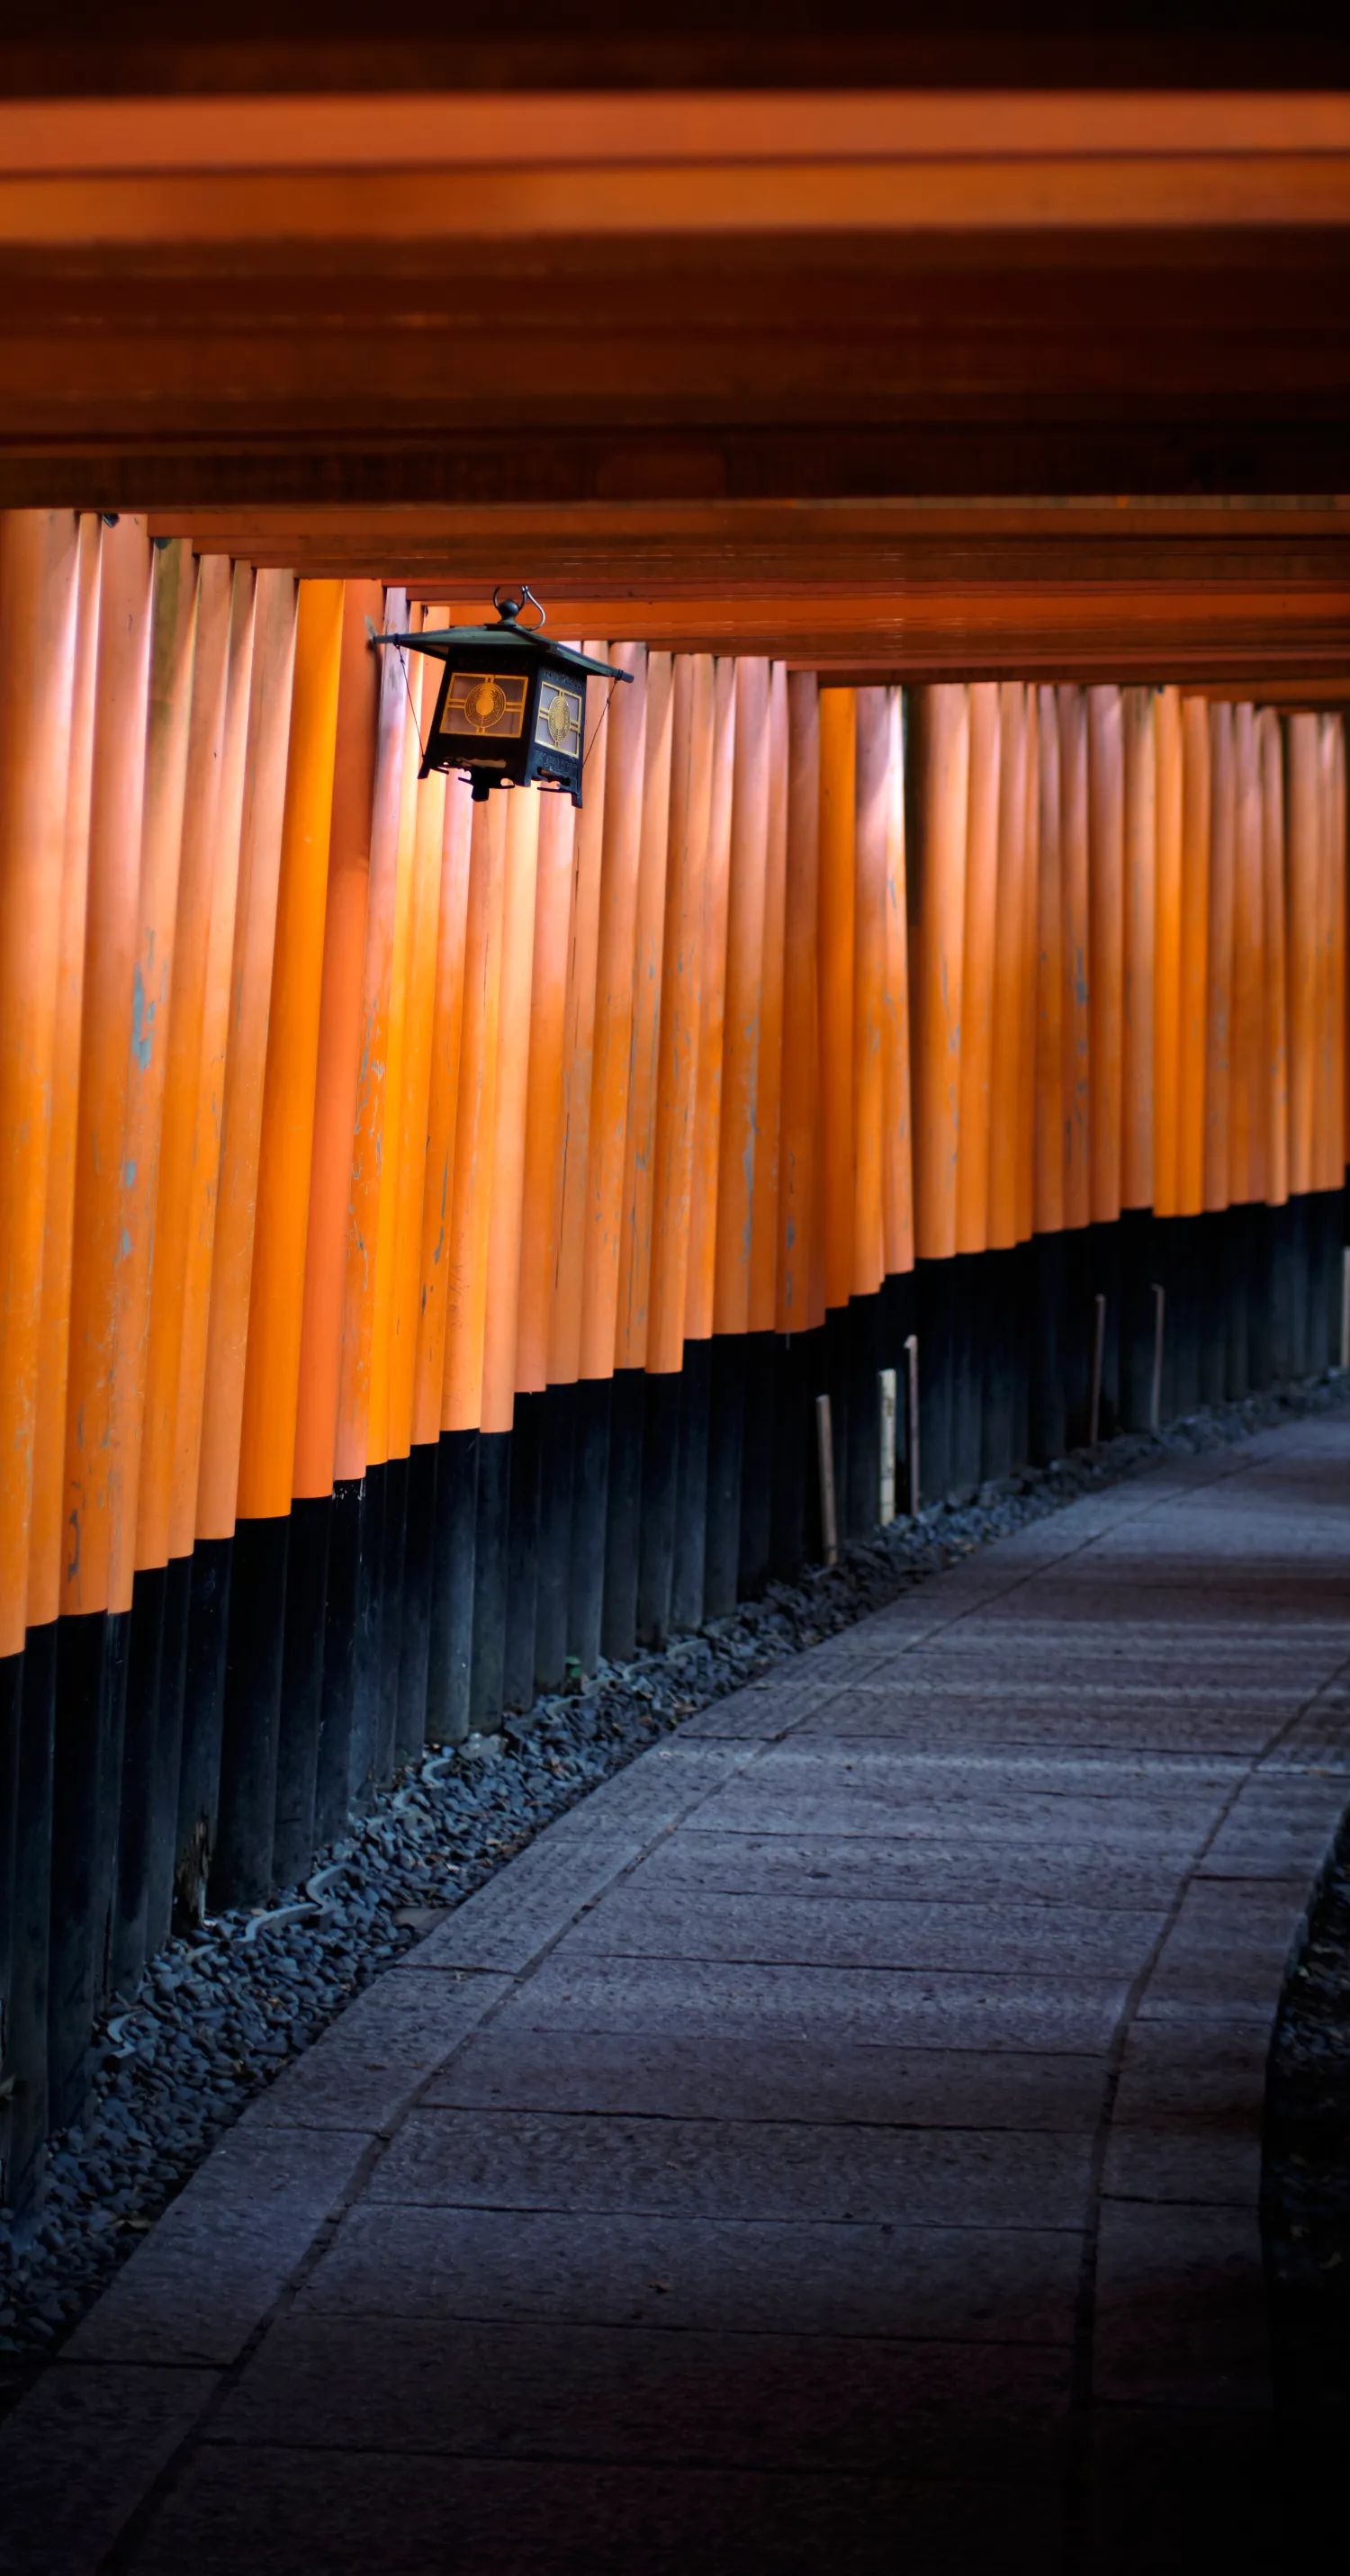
[904,1333,921,1515]
[814,1393,838,1566]
[878,1368,897,1526]
[1089,1292,1107,1446]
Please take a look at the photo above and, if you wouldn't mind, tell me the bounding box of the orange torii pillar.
[109,535,200,2004]
[705,658,770,1614]
[135,551,238,1959]
[638,653,715,1647]
[509,785,579,1700]
[529,652,609,1687]
[330,590,408,1770]
[1229,702,1267,1393]
[51,514,153,2120]
[387,667,450,1765]
[1058,686,1094,1447]
[984,681,1030,1477]
[187,570,297,1905]
[166,565,257,1916]
[277,580,382,1875]
[0,509,81,2169]
[670,654,736,1637]
[213,580,342,1908]
[1086,683,1124,1441]
[767,670,821,1580]
[1117,686,1158,1425]
[949,681,1000,1489]
[909,684,969,1498]
[11,517,101,2204]
[739,660,789,1599]
[1257,707,1292,1380]
[847,685,898,1530]
[570,643,645,1674]
[815,684,857,1530]
[605,651,673,1665]
[1200,702,1238,1407]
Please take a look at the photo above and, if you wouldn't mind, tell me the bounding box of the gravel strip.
[4,1369,1348,2413]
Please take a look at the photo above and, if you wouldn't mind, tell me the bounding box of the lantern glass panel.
[442,670,529,740]
[536,678,584,761]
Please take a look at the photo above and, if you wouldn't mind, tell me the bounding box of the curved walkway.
[6,1417,1350,2575]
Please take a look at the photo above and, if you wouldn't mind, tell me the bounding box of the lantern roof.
[373,589,632,686]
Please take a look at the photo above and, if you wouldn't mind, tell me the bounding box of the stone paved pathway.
[6,1416,1350,2574]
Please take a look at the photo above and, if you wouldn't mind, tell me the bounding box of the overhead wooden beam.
[4,9,1349,100]
[3,92,1348,504]
[145,498,1350,592]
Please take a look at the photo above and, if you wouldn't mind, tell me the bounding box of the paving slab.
[294,2201,1083,2341]
[427,2028,1110,2128]
[0,2363,221,2576]
[206,2311,1073,2481]
[503,1949,1132,2051]
[554,1884,1168,1974]
[117,2448,1068,2576]
[366,2104,1093,2227]
[623,1827,1183,1911]
[4,1411,1346,2575]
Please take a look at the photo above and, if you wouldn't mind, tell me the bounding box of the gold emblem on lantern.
[443,670,528,739]
[536,681,582,759]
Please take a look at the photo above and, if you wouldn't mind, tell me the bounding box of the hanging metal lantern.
[374,587,631,807]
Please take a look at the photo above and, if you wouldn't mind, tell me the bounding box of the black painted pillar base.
[1196,1212,1225,1410]
[878,1275,916,1514]
[398,1441,439,1763]
[704,1338,746,1620]
[637,1372,680,1648]
[48,1608,109,2130]
[147,1553,191,1958]
[1093,1219,1122,1439]
[504,1393,544,1711]
[470,1429,511,1730]
[948,1255,983,1494]
[820,1307,850,1537]
[768,1332,811,1576]
[1059,1227,1094,1451]
[534,1387,575,1692]
[979,1247,1017,1481]
[1,1644,20,2201]
[602,1369,645,1663]
[176,1536,232,1923]
[845,1297,883,1537]
[315,1477,362,1849]
[569,1378,611,1675]
[1028,1233,1067,1465]
[1248,1205,1275,1395]
[1224,1203,1253,1399]
[1270,1200,1297,1384]
[110,1565,167,1999]
[374,1452,409,1787]
[273,1494,331,1890]
[348,1464,384,1805]
[426,1431,477,1746]
[212,1516,289,1912]
[1310,1187,1342,1372]
[1116,1211,1156,1431]
[914,1261,954,1500]
[737,1332,776,1599]
[670,1342,711,1635]
[7,1625,56,2212]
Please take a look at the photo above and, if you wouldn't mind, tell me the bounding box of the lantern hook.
[491,582,546,632]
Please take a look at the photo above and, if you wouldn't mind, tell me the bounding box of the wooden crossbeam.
[3,91,1348,503]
